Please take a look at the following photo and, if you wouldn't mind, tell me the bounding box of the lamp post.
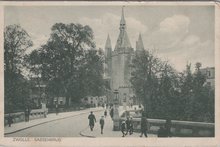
[113,89,120,131]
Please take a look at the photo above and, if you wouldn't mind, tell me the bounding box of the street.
[5,110,104,137]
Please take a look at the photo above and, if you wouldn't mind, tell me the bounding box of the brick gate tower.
[104,7,145,105]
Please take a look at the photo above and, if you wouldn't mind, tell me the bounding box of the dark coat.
[7,116,13,124]
[100,118,104,126]
[140,117,148,131]
[88,114,96,126]
[121,123,126,131]
[110,108,114,118]
[125,119,130,129]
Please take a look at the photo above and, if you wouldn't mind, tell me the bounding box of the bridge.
[4,106,214,137]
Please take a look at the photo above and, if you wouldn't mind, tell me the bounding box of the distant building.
[104,8,143,105]
[53,97,66,105]
[81,96,107,107]
[200,67,215,89]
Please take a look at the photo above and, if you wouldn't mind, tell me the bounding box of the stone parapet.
[4,109,48,126]
[118,111,214,137]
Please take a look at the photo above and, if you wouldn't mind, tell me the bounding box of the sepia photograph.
[1,2,219,145]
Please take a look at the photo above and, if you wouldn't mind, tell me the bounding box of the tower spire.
[115,6,132,50]
[105,34,112,49]
[120,6,126,26]
[136,33,144,51]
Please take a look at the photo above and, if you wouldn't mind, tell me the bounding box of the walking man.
[140,116,148,137]
[88,111,96,131]
[164,119,172,137]
[99,116,105,134]
[104,110,107,118]
[55,102,59,115]
[129,116,134,135]
[110,108,114,119]
[25,107,30,122]
[121,121,126,137]
[125,117,130,135]
[7,114,13,127]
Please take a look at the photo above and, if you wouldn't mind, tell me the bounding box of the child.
[99,116,105,134]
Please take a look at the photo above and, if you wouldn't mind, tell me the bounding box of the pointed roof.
[136,33,144,51]
[105,34,112,49]
[120,7,126,25]
[115,7,132,50]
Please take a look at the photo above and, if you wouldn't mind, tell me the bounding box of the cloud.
[145,15,190,51]
[78,13,147,49]
[144,15,214,72]
[159,15,190,34]
[156,36,214,72]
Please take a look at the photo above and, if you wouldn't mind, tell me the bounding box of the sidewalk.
[80,109,157,138]
[4,107,103,135]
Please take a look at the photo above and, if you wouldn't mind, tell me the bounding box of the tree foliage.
[131,50,214,122]
[4,24,33,113]
[26,23,104,106]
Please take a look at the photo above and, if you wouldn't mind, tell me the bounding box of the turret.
[105,34,112,59]
[136,33,144,51]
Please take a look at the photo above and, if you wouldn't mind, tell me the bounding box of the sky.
[4,5,214,72]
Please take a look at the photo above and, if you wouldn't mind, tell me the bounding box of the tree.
[4,25,33,74]
[4,24,33,113]
[177,62,214,122]
[130,50,162,117]
[81,49,104,97]
[27,23,97,106]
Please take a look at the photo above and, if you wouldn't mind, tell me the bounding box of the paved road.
[5,110,104,137]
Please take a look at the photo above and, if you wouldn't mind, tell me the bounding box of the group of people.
[88,110,108,134]
[121,115,149,137]
[121,116,134,137]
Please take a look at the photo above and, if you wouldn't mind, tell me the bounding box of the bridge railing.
[4,109,47,126]
[119,110,214,137]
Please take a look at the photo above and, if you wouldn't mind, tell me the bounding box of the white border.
[0,1,219,147]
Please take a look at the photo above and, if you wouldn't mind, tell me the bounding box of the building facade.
[104,8,145,105]
[200,67,215,89]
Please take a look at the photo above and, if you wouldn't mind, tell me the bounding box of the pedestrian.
[88,111,96,131]
[164,119,172,137]
[110,108,114,119]
[25,107,30,122]
[129,116,134,135]
[99,116,105,134]
[104,110,107,118]
[121,121,126,137]
[55,102,59,115]
[140,116,148,137]
[7,114,13,127]
[125,117,130,135]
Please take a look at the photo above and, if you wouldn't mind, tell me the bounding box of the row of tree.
[4,24,214,123]
[4,24,105,113]
[130,50,214,122]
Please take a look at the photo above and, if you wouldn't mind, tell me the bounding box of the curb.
[79,126,96,138]
[5,109,103,135]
